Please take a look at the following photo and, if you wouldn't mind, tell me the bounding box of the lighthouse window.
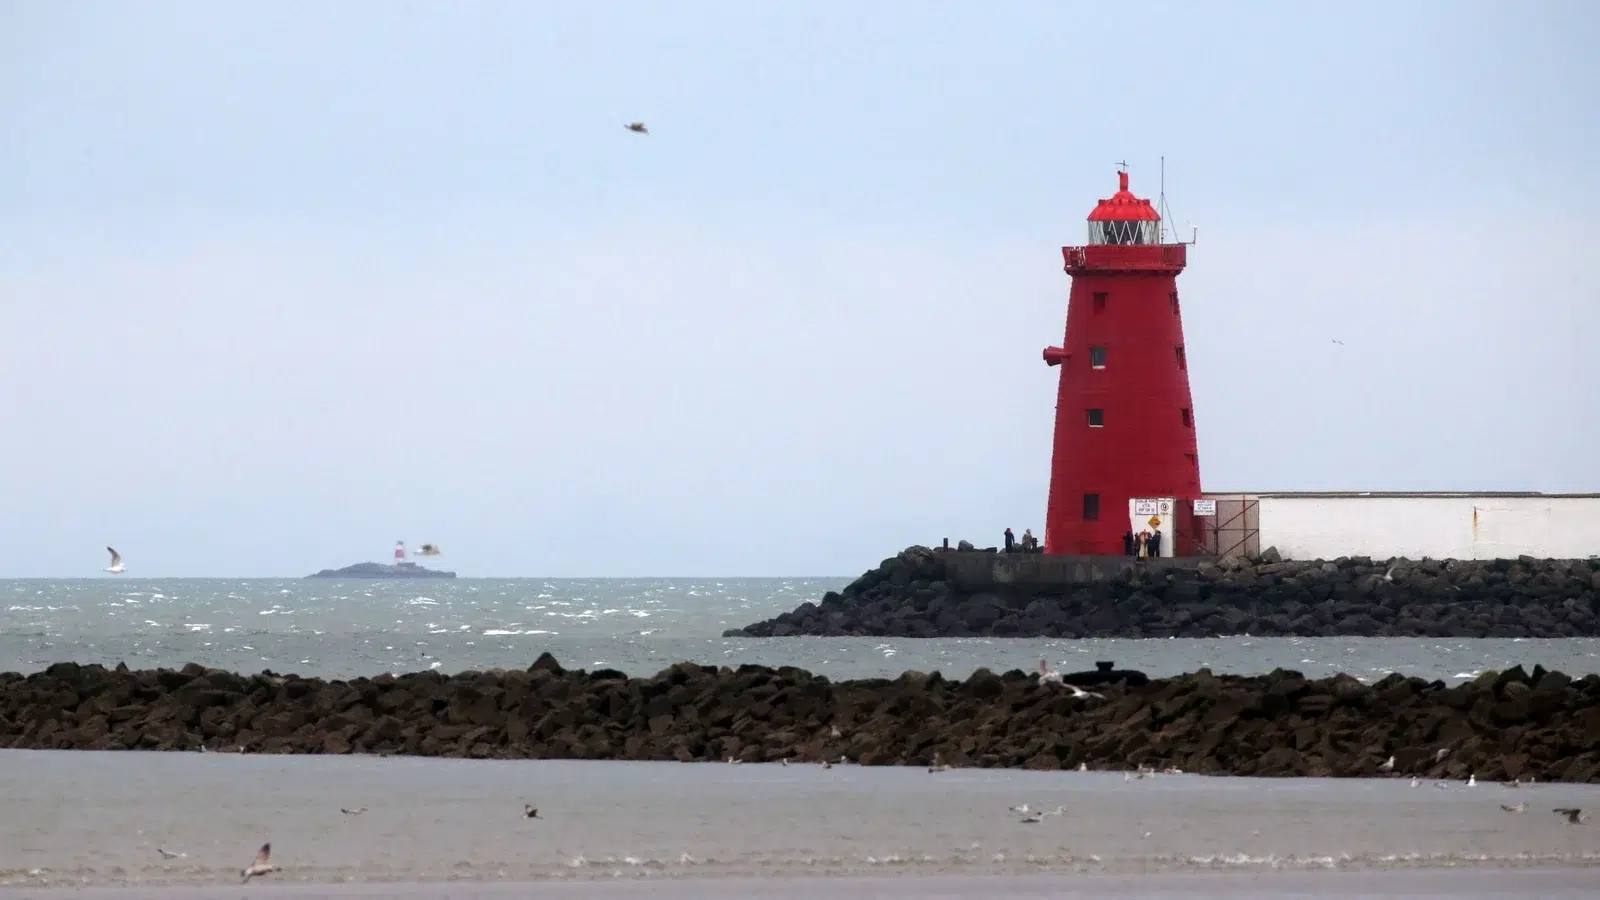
[1082,493,1101,520]
[1175,345,1187,369]
[1089,219,1159,246]
[1180,407,1192,427]
[1087,408,1104,428]
[1089,346,1107,368]
[1093,291,1107,312]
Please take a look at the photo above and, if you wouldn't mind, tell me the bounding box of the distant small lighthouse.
[1040,167,1202,556]
[394,541,407,563]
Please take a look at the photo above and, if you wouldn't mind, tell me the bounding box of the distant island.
[305,561,457,579]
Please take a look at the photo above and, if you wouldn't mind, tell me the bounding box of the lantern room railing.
[1062,243,1187,273]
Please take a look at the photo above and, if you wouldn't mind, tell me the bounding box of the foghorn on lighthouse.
[1041,167,1203,557]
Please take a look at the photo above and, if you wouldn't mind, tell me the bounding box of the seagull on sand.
[156,848,186,859]
[524,805,540,819]
[625,121,649,134]
[1017,811,1044,824]
[240,843,278,883]
[1378,755,1395,773]
[929,763,952,773]
[1500,802,1527,814]
[1554,808,1587,825]
[340,807,367,815]
[104,547,125,574]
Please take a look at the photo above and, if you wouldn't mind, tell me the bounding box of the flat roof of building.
[1203,491,1600,499]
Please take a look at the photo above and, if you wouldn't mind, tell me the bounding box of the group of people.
[1123,529,1163,558]
[1003,527,1041,553]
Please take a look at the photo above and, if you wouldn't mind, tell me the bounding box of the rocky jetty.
[3,657,1598,782]
[726,546,1600,639]
[306,561,456,579]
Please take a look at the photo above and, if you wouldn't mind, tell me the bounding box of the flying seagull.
[417,544,441,557]
[240,843,278,883]
[524,804,540,819]
[105,547,125,574]
[1554,807,1587,824]
[1500,802,1527,814]
[1062,683,1105,701]
[625,122,649,134]
[1332,339,1343,345]
[156,848,186,859]
[340,807,367,815]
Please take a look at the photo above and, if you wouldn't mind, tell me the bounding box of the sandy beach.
[1,869,1596,899]
[2,750,1595,893]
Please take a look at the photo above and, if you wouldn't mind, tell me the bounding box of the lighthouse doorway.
[1129,498,1176,558]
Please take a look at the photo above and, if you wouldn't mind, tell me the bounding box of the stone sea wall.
[3,657,1599,782]
[725,547,1600,639]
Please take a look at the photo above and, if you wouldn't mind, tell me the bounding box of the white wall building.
[1197,492,1600,561]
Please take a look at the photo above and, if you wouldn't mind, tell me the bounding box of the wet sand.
[4,870,1598,899]
[2,750,1596,890]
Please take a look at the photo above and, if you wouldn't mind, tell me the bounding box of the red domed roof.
[1086,170,1160,223]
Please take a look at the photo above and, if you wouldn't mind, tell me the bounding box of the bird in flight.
[105,547,125,574]
[240,843,278,882]
[1554,807,1587,824]
[1331,339,1344,345]
[625,122,649,134]
[417,544,442,557]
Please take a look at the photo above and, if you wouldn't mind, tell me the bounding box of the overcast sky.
[1,0,1595,578]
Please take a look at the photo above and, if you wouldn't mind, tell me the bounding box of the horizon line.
[0,573,860,581]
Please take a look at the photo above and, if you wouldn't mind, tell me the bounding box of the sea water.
[4,578,1600,683]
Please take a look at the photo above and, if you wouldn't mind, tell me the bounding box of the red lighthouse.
[1040,168,1201,556]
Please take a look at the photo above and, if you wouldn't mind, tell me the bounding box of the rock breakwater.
[726,547,1600,638]
[3,656,1599,782]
